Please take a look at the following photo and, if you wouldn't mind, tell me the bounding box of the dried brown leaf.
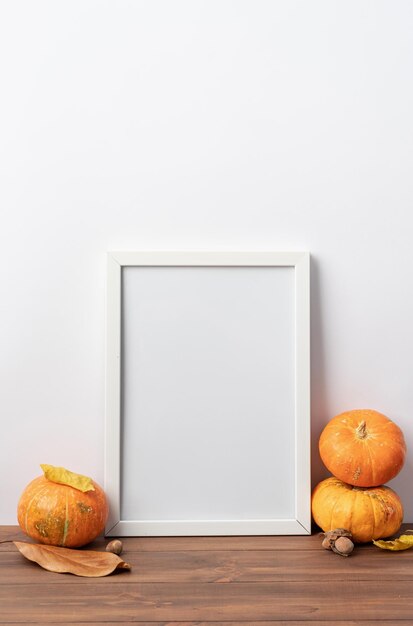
[14,541,131,577]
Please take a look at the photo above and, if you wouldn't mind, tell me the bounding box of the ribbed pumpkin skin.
[312,477,403,543]
[319,409,406,487]
[17,476,109,548]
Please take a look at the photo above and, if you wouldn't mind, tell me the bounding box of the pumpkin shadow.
[388,454,413,523]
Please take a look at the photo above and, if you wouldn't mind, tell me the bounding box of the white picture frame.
[105,251,310,536]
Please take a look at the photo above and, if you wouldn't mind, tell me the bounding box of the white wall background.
[1,0,413,524]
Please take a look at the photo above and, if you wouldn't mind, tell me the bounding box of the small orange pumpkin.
[319,409,406,487]
[312,477,403,543]
[17,469,108,548]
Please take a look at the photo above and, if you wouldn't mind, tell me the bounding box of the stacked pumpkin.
[312,409,406,543]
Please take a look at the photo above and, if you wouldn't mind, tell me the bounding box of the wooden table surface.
[1,524,413,625]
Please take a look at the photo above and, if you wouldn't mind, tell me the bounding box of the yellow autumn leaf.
[373,534,413,551]
[41,464,95,493]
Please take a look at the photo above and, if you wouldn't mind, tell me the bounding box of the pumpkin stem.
[355,420,368,440]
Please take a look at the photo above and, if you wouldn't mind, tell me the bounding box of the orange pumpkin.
[17,475,108,548]
[319,409,406,487]
[312,477,403,543]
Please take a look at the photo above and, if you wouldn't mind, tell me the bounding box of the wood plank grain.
[2,623,413,626]
[3,623,413,626]
[0,526,324,552]
[90,534,325,552]
[0,581,412,622]
[3,547,413,584]
[0,526,27,550]
[2,524,412,553]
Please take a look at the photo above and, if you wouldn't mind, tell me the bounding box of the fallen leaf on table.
[373,535,413,551]
[14,542,131,577]
[40,464,95,492]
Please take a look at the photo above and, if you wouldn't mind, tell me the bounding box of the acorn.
[321,528,354,556]
[333,536,354,556]
[106,539,123,555]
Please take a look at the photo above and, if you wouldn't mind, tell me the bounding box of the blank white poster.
[120,266,295,522]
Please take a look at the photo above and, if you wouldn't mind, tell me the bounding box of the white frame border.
[105,251,310,536]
